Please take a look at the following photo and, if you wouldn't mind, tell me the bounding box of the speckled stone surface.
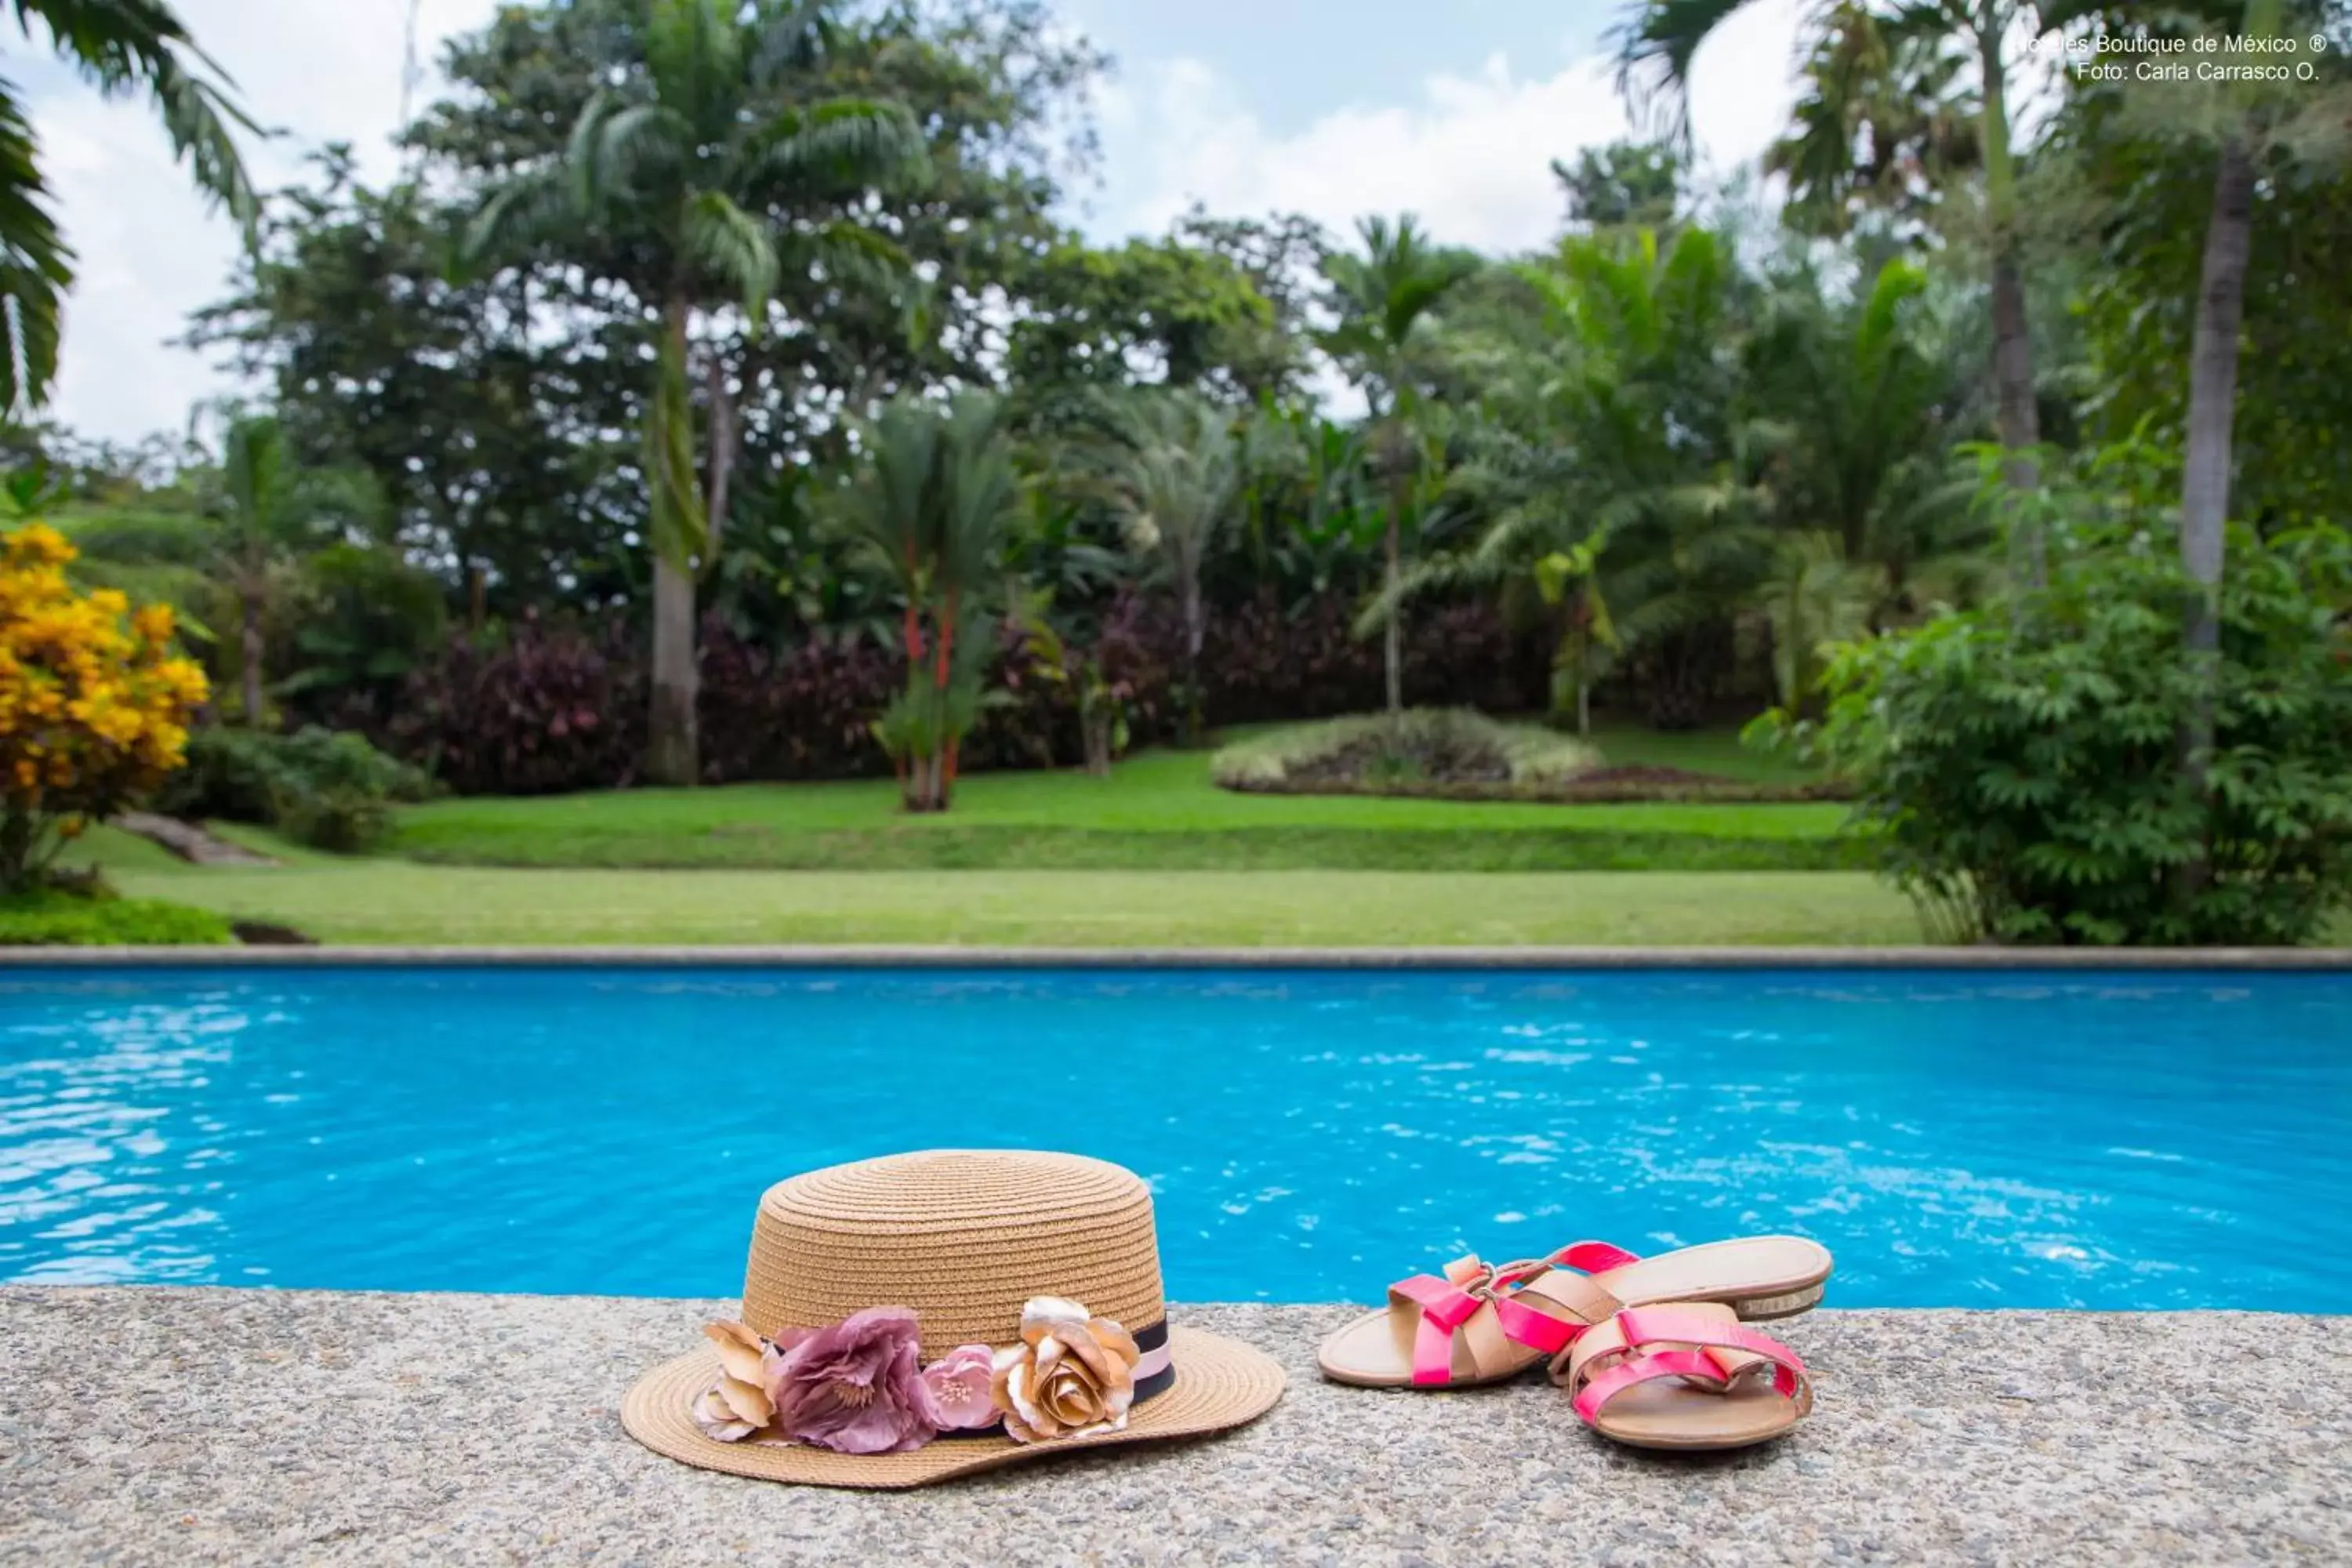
[2,1290,2345,1566]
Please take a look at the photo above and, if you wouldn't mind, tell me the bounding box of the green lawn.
[387,745,1857,872]
[1581,719,1813,783]
[60,825,2352,948]
[96,856,1920,946]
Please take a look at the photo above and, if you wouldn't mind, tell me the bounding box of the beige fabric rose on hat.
[990,1296,1142,1443]
[691,1320,775,1441]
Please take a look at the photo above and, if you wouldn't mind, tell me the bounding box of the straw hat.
[622,1149,1286,1488]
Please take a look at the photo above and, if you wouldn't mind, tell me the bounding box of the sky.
[16,0,1806,444]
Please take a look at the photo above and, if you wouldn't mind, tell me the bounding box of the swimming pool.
[2,966,2343,1309]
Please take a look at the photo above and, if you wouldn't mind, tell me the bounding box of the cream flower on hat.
[990,1296,1142,1444]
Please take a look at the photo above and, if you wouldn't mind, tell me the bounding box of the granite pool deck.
[2,1290,2346,1566]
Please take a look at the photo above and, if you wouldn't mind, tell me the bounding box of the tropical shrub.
[698,627,900,782]
[835,395,1022,812]
[156,724,432,851]
[396,616,644,797]
[278,543,449,720]
[1775,517,2352,946]
[0,524,209,891]
[1018,612,1132,778]
[1214,710,1602,794]
[0,887,234,946]
[1196,592,1542,728]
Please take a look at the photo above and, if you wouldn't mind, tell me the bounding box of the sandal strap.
[1615,1308,1810,1399]
[1549,1240,1644,1273]
[1559,1308,1812,1425]
[1487,1267,1623,1355]
[1379,1243,1645,1385]
[1570,1348,1730,1425]
[1388,1259,1494,1386]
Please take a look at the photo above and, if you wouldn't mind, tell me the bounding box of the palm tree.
[205,415,376,726]
[2,0,260,412]
[837,394,1019,811]
[1765,1,1981,240]
[1617,0,2047,572]
[1497,227,1774,728]
[1745,258,1986,622]
[463,0,927,786]
[1319,215,1482,722]
[1077,390,1246,742]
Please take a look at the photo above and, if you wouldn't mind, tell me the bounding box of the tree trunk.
[1083,710,1112,777]
[1979,15,2043,585]
[1382,508,1403,721]
[239,590,265,728]
[2182,136,2252,637]
[704,350,738,560]
[644,298,701,787]
[933,587,960,807]
[466,562,488,634]
[2177,133,2256,901]
[1181,570,1206,745]
[1990,252,2041,495]
[646,554,699,786]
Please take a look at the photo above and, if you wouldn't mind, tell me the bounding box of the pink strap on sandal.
[1319,1247,1624,1388]
[1555,1301,1813,1450]
[1388,1265,1492,1386]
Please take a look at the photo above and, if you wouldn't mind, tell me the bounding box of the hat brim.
[620,1326,1286,1490]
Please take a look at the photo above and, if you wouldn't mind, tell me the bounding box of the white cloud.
[30,0,498,442]
[1100,0,1806,252]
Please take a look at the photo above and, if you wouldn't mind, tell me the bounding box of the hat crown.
[739,1149,1167,1359]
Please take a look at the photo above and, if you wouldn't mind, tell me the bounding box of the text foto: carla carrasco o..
[2072,59,2323,82]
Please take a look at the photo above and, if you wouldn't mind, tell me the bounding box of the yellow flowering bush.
[0,524,209,891]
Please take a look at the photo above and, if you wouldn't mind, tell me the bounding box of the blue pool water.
[1,967,2345,1308]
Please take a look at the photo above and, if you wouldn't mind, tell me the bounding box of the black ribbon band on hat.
[939,1318,1172,1440]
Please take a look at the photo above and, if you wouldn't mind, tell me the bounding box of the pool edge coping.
[2,943,2349,968]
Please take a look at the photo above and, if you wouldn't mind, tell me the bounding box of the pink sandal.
[1316,1235,1831,1389]
[1555,1301,1813,1450]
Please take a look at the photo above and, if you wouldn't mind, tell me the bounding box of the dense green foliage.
[157,726,435,853]
[1777,471,2352,945]
[0,887,233,946]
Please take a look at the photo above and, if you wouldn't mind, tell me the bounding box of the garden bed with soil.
[1211,712,1853,804]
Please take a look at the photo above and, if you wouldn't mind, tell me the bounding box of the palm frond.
[458,167,574,274]
[147,49,261,233]
[0,83,71,415]
[644,0,747,143]
[682,190,781,320]
[579,97,693,212]
[19,0,262,223]
[749,96,929,188]
[1079,388,1246,585]
[220,414,285,554]
[1610,0,1763,142]
[744,0,833,87]
[0,1,258,408]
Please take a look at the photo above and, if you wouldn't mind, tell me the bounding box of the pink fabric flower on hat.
[762,1306,938,1454]
[918,1344,1000,1432]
